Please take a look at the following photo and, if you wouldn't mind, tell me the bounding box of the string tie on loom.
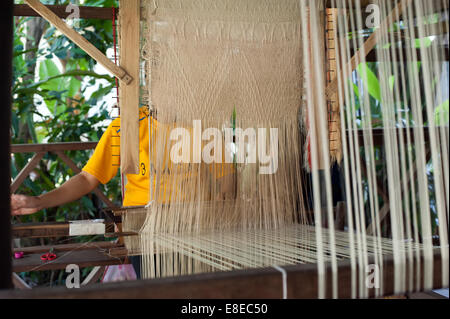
[272,265,288,299]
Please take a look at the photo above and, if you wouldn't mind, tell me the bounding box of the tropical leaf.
[357,63,381,102]
[31,70,114,89]
[415,37,432,48]
[39,59,64,114]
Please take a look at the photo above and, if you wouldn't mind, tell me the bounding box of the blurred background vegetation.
[12,0,120,287]
[350,17,449,238]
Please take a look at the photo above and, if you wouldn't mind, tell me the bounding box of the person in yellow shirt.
[11,107,149,215]
[11,106,235,214]
[11,106,235,278]
[82,107,151,207]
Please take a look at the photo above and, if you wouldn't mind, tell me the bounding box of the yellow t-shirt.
[83,108,234,206]
[83,108,150,206]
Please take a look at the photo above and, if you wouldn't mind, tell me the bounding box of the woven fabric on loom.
[121,0,311,267]
[146,0,308,221]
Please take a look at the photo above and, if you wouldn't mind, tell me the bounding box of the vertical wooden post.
[310,1,330,171]
[326,8,342,164]
[0,0,14,290]
[119,0,140,175]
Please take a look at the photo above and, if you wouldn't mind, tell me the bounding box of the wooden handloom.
[4,0,449,298]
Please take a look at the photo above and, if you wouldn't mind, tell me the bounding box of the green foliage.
[12,0,120,287]
[347,30,447,240]
[357,63,381,102]
[434,99,449,126]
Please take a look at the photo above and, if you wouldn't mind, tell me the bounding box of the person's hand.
[11,194,42,216]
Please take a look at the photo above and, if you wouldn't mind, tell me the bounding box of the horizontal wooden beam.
[352,126,449,146]
[11,221,135,239]
[9,126,446,160]
[1,249,444,299]
[13,241,121,254]
[14,4,115,20]
[13,222,69,238]
[13,247,126,273]
[354,47,449,62]
[14,1,447,20]
[11,142,97,153]
[416,21,449,37]
[10,142,117,210]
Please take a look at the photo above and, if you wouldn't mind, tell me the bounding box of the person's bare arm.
[11,171,100,216]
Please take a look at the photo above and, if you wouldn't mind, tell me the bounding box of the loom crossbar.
[13,248,125,273]
[11,221,135,239]
[1,249,444,299]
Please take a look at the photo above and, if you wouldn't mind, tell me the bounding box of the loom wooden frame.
[2,0,448,298]
[0,249,444,299]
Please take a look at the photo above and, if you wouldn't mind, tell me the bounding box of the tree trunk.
[18,17,48,143]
